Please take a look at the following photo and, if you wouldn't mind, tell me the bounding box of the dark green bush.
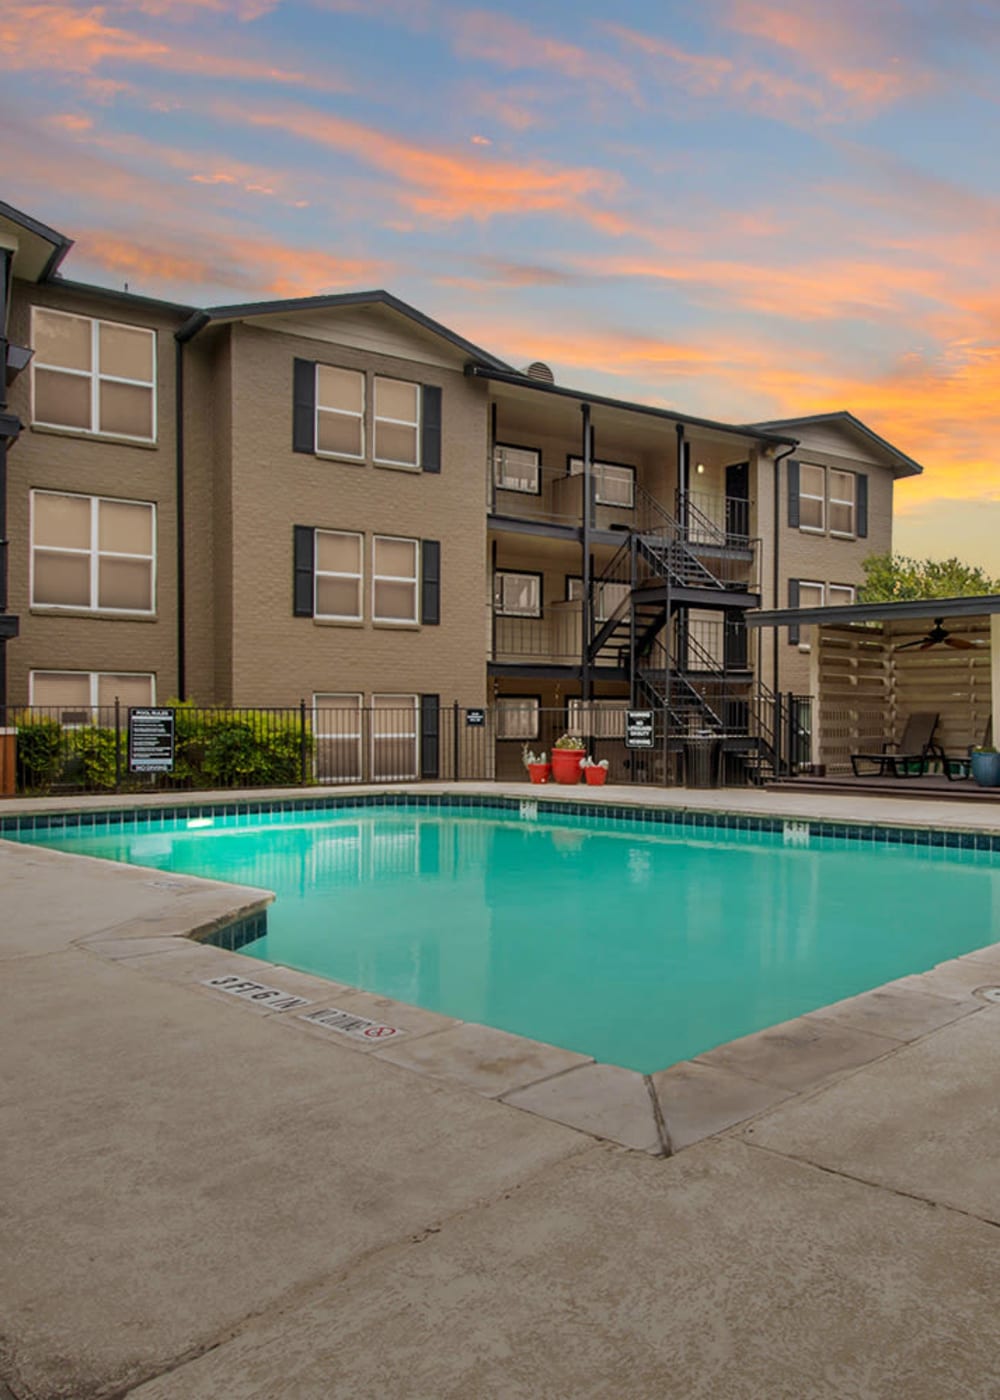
[15,716,64,790]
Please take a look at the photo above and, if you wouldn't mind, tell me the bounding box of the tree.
[859,553,1000,603]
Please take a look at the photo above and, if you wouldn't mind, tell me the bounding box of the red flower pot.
[528,762,551,784]
[584,766,608,786]
[551,748,585,785]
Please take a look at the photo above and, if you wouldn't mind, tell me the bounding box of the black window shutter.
[420,694,440,778]
[421,539,441,625]
[421,385,442,473]
[856,473,868,538]
[787,459,800,529]
[788,578,800,645]
[293,359,316,454]
[293,526,315,617]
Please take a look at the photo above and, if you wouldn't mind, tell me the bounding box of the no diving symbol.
[363,1024,400,1039]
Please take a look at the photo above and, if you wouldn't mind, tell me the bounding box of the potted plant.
[522,745,551,785]
[551,733,586,785]
[971,746,1000,788]
[581,756,610,786]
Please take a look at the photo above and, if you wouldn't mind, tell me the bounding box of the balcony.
[489,601,626,671]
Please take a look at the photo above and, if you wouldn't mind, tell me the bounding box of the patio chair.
[850,713,943,778]
[943,719,992,781]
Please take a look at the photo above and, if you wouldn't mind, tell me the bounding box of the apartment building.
[0,198,922,783]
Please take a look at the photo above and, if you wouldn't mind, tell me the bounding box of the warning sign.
[625,710,655,749]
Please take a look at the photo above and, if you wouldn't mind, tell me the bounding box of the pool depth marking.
[203,975,312,1011]
[300,1006,405,1042]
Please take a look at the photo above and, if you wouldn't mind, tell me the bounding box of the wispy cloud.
[0,2,347,88]
[219,102,621,224]
[452,11,639,101]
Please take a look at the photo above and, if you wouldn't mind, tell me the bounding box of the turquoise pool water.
[12,803,1000,1072]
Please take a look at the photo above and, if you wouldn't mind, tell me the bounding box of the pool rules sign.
[128,707,176,774]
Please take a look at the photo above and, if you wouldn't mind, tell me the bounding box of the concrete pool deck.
[2,783,1000,1398]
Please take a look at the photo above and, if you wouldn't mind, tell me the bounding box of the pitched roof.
[176,289,515,369]
[746,410,923,478]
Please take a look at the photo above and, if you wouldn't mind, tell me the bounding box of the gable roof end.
[176,288,515,370]
[745,410,923,478]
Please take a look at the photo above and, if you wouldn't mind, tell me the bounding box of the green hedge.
[14,705,313,793]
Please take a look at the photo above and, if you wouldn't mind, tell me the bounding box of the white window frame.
[568,456,636,508]
[312,692,363,782]
[495,696,540,740]
[314,529,363,622]
[827,583,857,607]
[315,364,365,462]
[494,570,541,618]
[798,463,826,534]
[29,669,155,717]
[373,376,421,468]
[568,698,626,738]
[567,576,630,623]
[798,580,826,608]
[30,490,156,615]
[828,470,857,539]
[493,444,541,494]
[31,307,157,443]
[371,693,419,780]
[372,535,419,624]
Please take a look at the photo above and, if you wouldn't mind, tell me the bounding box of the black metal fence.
[0,696,812,797]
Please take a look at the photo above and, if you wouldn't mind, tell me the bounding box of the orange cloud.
[0,3,345,87]
[73,227,383,297]
[720,0,935,113]
[453,11,639,100]
[606,23,827,119]
[222,103,621,223]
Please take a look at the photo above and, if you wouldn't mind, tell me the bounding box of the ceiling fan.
[894,618,987,652]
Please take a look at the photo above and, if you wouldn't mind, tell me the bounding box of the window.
[828,583,857,607]
[566,577,630,622]
[374,377,420,467]
[799,464,826,532]
[313,693,363,781]
[494,571,541,617]
[316,365,364,459]
[31,491,155,613]
[496,696,540,740]
[494,444,540,494]
[568,456,635,508]
[567,699,626,738]
[798,580,826,611]
[828,471,856,536]
[32,308,156,441]
[371,693,418,779]
[30,670,154,718]
[315,530,363,620]
[373,536,419,623]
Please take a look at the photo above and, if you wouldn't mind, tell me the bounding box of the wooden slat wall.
[815,627,890,774]
[815,616,991,773]
[888,617,990,756]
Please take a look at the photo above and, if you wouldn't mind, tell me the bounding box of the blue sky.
[2,0,1000,566]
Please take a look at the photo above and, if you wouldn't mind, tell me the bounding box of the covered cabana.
[749,595,1000,791]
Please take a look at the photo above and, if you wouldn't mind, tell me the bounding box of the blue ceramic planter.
[970,751,1000,787]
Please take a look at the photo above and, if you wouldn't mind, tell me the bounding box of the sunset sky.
[3,0,999,568]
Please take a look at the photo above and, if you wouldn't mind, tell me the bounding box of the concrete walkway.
[2,794,1000,1399]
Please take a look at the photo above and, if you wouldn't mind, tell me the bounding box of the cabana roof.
[749,594,1000,630]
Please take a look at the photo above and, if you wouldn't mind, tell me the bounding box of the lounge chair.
[850,713,944,778]
[943,719,992,781]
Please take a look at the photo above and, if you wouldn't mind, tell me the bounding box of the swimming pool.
[10,799,1000,1072]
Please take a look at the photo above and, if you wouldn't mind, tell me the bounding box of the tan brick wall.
[6,281,184,706]
[222,322,490,708]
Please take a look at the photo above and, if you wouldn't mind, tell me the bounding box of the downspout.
[771,443,796,701]
[171,311,210,703]
[174,336,187,701]
[581,403,592,703]
[771,442,796,777]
